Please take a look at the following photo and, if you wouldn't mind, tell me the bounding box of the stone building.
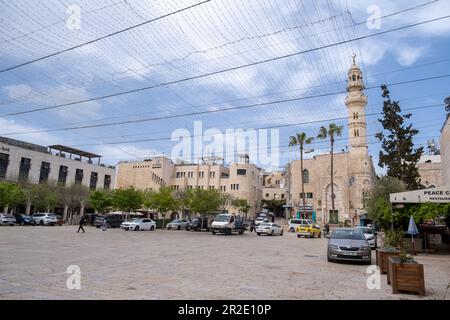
[287,58,375,226]
[115,155,263,217]
[417,154,443,188]
[440,114,450,186]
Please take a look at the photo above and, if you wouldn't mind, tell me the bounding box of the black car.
[94,215,123,228]
[16,214,36,226]
[185,217,209,231]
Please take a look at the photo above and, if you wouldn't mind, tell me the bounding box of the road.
[0,226,449,299]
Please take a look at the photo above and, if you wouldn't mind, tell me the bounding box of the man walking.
[77,216,86,233]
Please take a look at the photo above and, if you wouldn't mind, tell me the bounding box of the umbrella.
[407,215,419,255]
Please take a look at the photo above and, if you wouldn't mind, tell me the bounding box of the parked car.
[121,218,140,230]
[255,216,269,226]
[211,213,245,235]
[256,223,283,236]
[297,224,321,238]
[355,226,377,249]
[126,218,156,231]
[16,214,36,226]
[288,219,312,232]
[327,228,372,264]
[32,213,58,226]
[166,219,189,230]
[185,217,209,231]
[94,215,123,228]
[0,213,17,226]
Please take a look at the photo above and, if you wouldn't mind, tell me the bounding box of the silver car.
[327,228,372,264]
[0,213,16,226]
[356,226,377,249]
[166,219,188,230]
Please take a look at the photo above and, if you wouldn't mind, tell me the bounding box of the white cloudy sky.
[0,0,449,172]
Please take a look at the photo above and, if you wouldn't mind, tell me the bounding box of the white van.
[288,219,312,232]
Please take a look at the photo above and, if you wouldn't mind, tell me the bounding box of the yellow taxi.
[296,224,321,238]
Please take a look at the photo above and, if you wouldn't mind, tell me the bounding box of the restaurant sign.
[390,187,450,204]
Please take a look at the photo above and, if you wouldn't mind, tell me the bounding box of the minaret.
[346,55,372,221]
[346,54,368,153]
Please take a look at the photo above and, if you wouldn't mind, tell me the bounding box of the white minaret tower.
[345,55,372,222]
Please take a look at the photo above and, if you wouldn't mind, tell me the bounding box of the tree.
[232,198,250,218]
[289,132,314,219]
[172,189,192,218]
[366,176,406,230]
[188,189,222,230]
[0,181,24,213]
[317,123,344,222]
[90,190,113,213]
[57,183,91,224]
[375,85,423,190]
[144,187,176,228]
[112,187,143,218]
[21,183,58,213]
[219,192,234,212]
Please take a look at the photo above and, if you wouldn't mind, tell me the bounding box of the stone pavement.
[0,226,449,300]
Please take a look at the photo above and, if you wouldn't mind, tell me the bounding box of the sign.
[390,187,450,204]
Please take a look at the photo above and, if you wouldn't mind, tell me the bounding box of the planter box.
[376,249,400,274]
[388,257,425,296]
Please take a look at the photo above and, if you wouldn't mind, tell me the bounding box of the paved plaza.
[0,226,449,300]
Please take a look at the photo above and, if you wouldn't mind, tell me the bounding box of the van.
[288,219,312,232]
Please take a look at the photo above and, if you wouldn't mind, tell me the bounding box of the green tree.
[188,188,222,230]
[112,187,143,216]
[219,192,234,212]
[317,123,344,221]
[0,181,24,213]
[232,198,250,218]
[289,132,314,219]
[90,190,113,213]
[144,187,176,228]
[367,176,406,230]
[57,183,91,224]
[375,85,423,190]
[172,189,192,218]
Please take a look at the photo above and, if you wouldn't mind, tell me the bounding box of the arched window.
[355,112,359,119]
[302,169,309,184]
[352,75,356,81]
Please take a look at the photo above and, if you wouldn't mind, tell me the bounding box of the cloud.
[395,46,426,66]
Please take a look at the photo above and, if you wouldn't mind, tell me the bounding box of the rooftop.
[48,145,101,159]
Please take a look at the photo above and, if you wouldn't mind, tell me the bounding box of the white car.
[356,226,377,249]
[121,218,140,230]
[0,213,16,226]
[32,213,58,226]
[255,216,269,226]
[127,218,156,231]
[288,219,312,232]
[166,219,189,230]
[256,223,284,236]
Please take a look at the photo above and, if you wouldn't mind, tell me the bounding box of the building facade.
[115,155,263,217]
[0,136,115,190]
[440,115,450,186]
[287,58,375,225]
[417,154,443,188]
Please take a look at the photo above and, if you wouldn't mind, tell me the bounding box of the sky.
[0,0,449,174]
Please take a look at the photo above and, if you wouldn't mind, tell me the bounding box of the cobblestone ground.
[0,226,449,300]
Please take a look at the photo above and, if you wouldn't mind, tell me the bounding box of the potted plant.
[388,249,425,295]
[376,229,402,274]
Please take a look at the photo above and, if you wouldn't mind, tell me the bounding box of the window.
[58,166,68,186]
[188,172,193,178]
[237,169,246,176]
[176,172,180,178]
[18,157,31,182]
[75,169,83,184]
[265,193,269,197]
[281,194,285,199]
[39,162,51,183]
[199,171,204,178]
[302,169,309,184]
[221,186,226,192]
[0,153,9,179]
[231,184,240,190]
[354,129,360,137]
[90,172,98,190]
[209,171,215,178]
[104,175,111,190]
[300,193,313,199]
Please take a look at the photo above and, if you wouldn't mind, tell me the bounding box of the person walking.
[101,218,107,231]
[77,216,86,233]
[250,219,256,232]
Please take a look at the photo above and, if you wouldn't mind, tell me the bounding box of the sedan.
[121,218,140,230]
[297,224,321,238]
[356,226,377,249]
[0,213,16,226]
[127,218,156,231]
[255,216,269,226]
[327,228,372,264]
[256,223,283,236]
[16,214,36,226]
[166,219,189,230]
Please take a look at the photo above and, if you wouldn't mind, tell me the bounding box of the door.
[329,211,339,224]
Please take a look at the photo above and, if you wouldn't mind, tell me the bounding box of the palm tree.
[289,132,314,219]
[317,124,344,223]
